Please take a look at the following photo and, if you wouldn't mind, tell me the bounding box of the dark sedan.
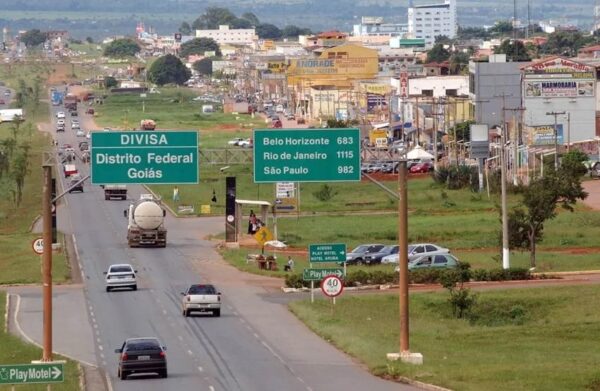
[364,245,399,265]
[115,337,167,380]
[344,244,386,266]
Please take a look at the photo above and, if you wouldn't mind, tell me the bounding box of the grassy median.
[290,284,600,390]
[0,292,81,391]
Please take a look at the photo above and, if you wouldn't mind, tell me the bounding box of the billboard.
[525,80,594,98]
[528,124,564,146]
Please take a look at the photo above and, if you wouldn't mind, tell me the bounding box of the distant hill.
[0,0,597,40]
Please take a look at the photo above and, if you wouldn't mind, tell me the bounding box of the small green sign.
[253,128,360,183]
[309,243,346,263]
[91,131,199,185]
[303,268,345,281]
[0,363,64,384]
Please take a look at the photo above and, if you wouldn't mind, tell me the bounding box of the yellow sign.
[361,83,391,95]
[268,61,286,73]
[254,227,273,246]
[200,205,211,214]
[369,129,388,145]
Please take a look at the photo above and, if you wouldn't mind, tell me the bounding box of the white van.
[202,105,214,113]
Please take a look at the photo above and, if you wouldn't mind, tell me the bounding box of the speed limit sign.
[32,237,44,255]
[321,275,344,297]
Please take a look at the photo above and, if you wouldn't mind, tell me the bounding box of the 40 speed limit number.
[321,275,344,297]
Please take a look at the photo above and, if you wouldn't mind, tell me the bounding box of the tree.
[489,20,513,36]
[541,31,595,57]
[193,58,213,76]
[9,143,30,206]
[147,54,191,86]
[86,37,94,44]
[281,25,312,38]
[103,38,140,58]
[104,76,118,88]
[448,52,470,74]
[494,39,531,61]
[256,23,282,39]
[435,35,452,45]
[507,153,588,267]
[179,37,221,58]
[240,12,260,26]
[179,22,192,35]
[426,43,450,63]
[192,7,237,30]
[20,29,47,47]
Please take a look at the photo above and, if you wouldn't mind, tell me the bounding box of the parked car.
[286,113,295,120]
[56,124,65,132]
[56,111,65,119]
[76,129,85,137]
[79,141,88,151]
[381,243,451,264]
[408,253,460,271]
[70,110,78,117]
[409,162,433,173]
[104,263,137,292]
[238,138,253,148]
[115,337,167,380]
[86,108,95,115]
[56,119,65,127]
[364,245,399,265]
[297,117,306,124]
[71,120,80,129]
[271,119,282,128]
[345,244,386,265]
[227,137,244,146]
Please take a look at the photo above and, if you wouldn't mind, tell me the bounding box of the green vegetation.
[103,38,140,58]
[290,285,600,390]
[147,54,191,86]
[179,38,222,59]
[0,293,81,390]
[93,88,265,132]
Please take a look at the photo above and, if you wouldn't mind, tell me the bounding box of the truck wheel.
[105,195,109,200]
[183,309,189,317]
[132,285,137,291]
[119,369,127,380]
[213,309,221,317]
[160,369,168,378]
[106,287,111,292]
[122,196,126,200]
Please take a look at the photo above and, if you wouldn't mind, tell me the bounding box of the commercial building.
[195,25,256,46]
[352,17,408,37]
[522,56,596,146]
[408,0,457,49]
[468,54,526,130]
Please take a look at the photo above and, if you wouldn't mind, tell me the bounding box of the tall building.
[195,25,256,46]
[352,17,408,37]
[408,0,457,49]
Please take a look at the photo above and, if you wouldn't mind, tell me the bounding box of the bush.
[284,273,305,288]
[312,184,338,201]
[471,268,490,281]
[409,268,442,284]
[506,267,531,280]
[344,270,370,287]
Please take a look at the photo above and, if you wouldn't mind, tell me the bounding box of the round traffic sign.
[32,237,44,255]
[321,275,344,297]
[226,214,234,223]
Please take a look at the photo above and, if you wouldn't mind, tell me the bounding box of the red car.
[409,162,433,173]
[271,119,282,128]
[0,99,5,105]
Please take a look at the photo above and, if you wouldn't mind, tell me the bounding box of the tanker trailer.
[125,194,167,247]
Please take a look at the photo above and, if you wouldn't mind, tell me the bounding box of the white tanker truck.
[125,194,167,247]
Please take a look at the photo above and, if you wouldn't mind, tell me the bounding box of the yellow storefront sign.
[361,83,391,95]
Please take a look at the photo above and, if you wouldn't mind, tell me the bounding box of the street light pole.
[546,111,566,170]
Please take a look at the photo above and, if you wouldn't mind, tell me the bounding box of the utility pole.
[546,111,566,169]
[504,106,526,185]
[42,157,53,361]
[495,93,513,270]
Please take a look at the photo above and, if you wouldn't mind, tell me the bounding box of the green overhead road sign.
[253,128,360,183]
[303,268,345,281]
[0,363,64,384]
[91,131,199,185]
[309,243,346,263]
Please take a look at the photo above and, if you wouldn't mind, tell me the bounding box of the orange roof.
[317,30,348,39]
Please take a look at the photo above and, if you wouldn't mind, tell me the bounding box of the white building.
[195,25,256,46]
[408,0,457,49]
[353,16,408,37]
[392,75,468,98]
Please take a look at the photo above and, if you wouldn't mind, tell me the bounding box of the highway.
[48,93,410,391]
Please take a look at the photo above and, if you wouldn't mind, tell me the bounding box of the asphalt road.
[44,98,409,390]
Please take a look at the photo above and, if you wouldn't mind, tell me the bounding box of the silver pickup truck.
[181,284,221,317]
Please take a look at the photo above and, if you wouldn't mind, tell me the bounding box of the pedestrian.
[172,186,180,203]
[248,210,257,234]
[284,256,294,272]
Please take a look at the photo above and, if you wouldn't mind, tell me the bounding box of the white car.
[238,138,252,148]
[57,119,65,126]
[71,121,80,129]
[227,137,244,146]
[381,243,451,264]
[104,264,137,292]
[56,111,65,119]
[76,129,85,137]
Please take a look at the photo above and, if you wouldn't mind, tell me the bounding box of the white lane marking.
[105,372,113,391]
[253,333,260,339]
[178,335,183,341]
[162,309,167,315]
[239,318,246,324]
[96,337,101,343]
[261,340,285,364]
[98,345,103,351]
[187,349,193,356]
[209,386,215,391]
[89,311,94,318]
[100,353,104,359]
[198,366,203,372]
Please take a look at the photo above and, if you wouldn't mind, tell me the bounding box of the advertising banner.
[528,124,564,146]
[524,80,594,98]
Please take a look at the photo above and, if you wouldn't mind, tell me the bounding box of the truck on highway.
[125,194,167,247]
[104,184,127,200]
[140,119,156,130]
[64,93,78,111]
[181,284,221,317]
[51,90,63,106]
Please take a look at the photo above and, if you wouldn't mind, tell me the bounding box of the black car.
[344,244,386,266]
[68,176,83,193]
[364,245,399,265]
[115,338,167,380]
